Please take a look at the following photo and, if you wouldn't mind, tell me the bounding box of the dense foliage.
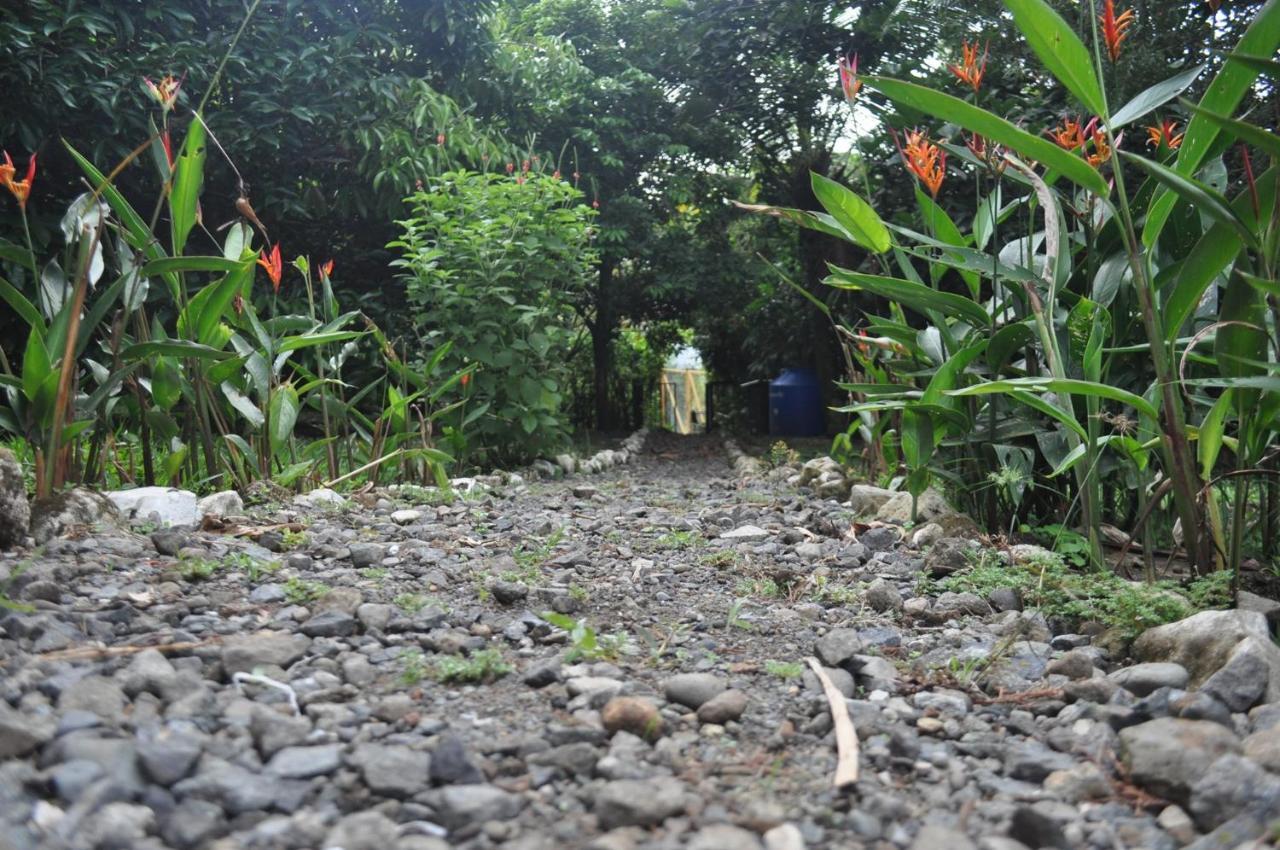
[392,169,597,465]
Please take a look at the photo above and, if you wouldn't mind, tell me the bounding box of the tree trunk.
[591,256,617,431]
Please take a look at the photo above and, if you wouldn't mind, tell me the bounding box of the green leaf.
[140,256,249,277]
[824,266,991,330]
[1182,99,1280,160]
[1121,151,1259,250]
[1143,2,1280,245]
[170,116,207,256]
[120,340,232,360]
[269,384,301,454]
[1226,52,1280,80]
[1110,66,1204,129]
[1003,0,1107,117]
[0,274,43,331]
[949,377,1159,420]
[22,327,51,403]
[1199,389,1234,477]
[276,331,363,354]
[1215,269,1268,382]
[150,356,184,411]
[809,173,892,253]
[862,76,1110,195]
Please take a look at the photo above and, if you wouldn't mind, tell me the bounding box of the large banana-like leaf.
[824,266,991,329]
[810,173,892,253]
[1002,0,1106,118]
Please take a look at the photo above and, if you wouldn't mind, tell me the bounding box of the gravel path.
[1,433,1277,850]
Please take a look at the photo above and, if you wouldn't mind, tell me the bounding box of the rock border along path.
[1,433,1279,849]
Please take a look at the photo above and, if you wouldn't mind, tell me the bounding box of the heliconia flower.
[1084,119,1113,169]
[1145,119,1184,151]
[898,129,947,198]
[553,169,561,179]
[257,243,283,292]
[506,163,515,174]
[320,259,335,279]
[3,152,36,210]
[436,133,445,146]
[144,74,183,111]
[592,199,600,209]
[1048,117,1087,151]
[161,131,175,170]
[948,41,988,94]
[522,159,530,173]
[838,54,862,102]
[966,133,1007,175]
[460,373,471,389]
[1099,0,1135,62]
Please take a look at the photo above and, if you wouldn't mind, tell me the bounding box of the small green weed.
[543,612,630,661]
[399,649,428,685]
[395,593,445,615]
[227,552,278,582]
[764,660,804,679]
[433,648,512,683]
[281,529,310,550]
[765,440,800,469]
[700,549,741,568]
[810,575,860,605]
[654,530,704,551]
[178,557,222,582]
[726,597,753,631]
[736,577,780,598]
[568,584,589,603]
[360,567,388,581]
[513,527,566,572]
[1018,523,1091,568]
[283,577,330,605]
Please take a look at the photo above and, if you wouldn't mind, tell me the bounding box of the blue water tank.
[769,368,825,436]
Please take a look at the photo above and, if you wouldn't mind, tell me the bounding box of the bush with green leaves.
[391,169,597,465]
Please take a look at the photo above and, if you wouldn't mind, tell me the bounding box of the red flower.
[1145,119,1184,151]
[1100,0,1135,62]
[3,151,36,210]
[320,259,335,279]
[144,74,183,111]
[506,163,515,174]
[436,133,446,146]
[160,131,175,170]
[838,54,862,102]
[460,373,471,389]
[592,199,600,209]
[257,243,283,292]
[553,170,561,179]
[898,129,946,198]
[1047,118,1087,151]
[948,41,988,93]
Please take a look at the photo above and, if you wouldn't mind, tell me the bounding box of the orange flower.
[1084,119,1113,169]
[966,133,1006,175]
[1145,119,1184,151]
[320,259,334,279]
[257,243,283,292]
[460,373,471,389]
[144,74,183,111]
[899,129,947,198]
[838,55,863,102]
[948,41,988,94]
[1048,118,1087,151]
[436,133,445,146]
[1100,0,1135,62]
[3,152,36,210]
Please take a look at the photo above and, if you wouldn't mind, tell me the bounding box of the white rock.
[293,488,347,508]
[449,477,480,493]
[107,486,199,527]
[719,525,770,541]
[391,509,423,525]
[555,454,576,474]
[197,490,244,518]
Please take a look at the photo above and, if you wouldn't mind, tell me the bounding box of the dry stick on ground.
[28,637,220,664]
[805,656,860,788]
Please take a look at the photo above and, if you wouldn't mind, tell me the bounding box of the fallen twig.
[28,637,220,664]
[805,656,859,788]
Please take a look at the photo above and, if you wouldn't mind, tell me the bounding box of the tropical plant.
[743,0,1280,579]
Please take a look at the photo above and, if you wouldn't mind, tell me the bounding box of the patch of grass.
[736,577,780,598]
[543,612,630,661]
[726,597,753,631]
[400,485,457,506]
[399,649,427,685]
[654,530,704,551]
[512,527,567,574]
[360,567,388,581]
[700,549,741,568]
[280,529,309,550]
[394,593,445,615]
[764,440,800,469]
[283,577,329,605]
[924,548,1233,641]
[810,575,860,605]
[1018,523,1091,568]
[433,648,512,683]
[568,584,589,603]
[227,552,279,582]
[178,557,222,582]
[765,660,805,679]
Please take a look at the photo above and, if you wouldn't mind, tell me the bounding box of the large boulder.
[29,487,119,543]
[1119,718,1240,803]
[1134,609,1280,705]
[107,486,199,527]
[0,447,30,549]
[875,488,957,525]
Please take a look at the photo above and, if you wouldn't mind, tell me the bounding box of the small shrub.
[399,649,428,685]
[283,577,329,604]
[765,660,804,679]
[765,440,800,469]
[543,612,630,661]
